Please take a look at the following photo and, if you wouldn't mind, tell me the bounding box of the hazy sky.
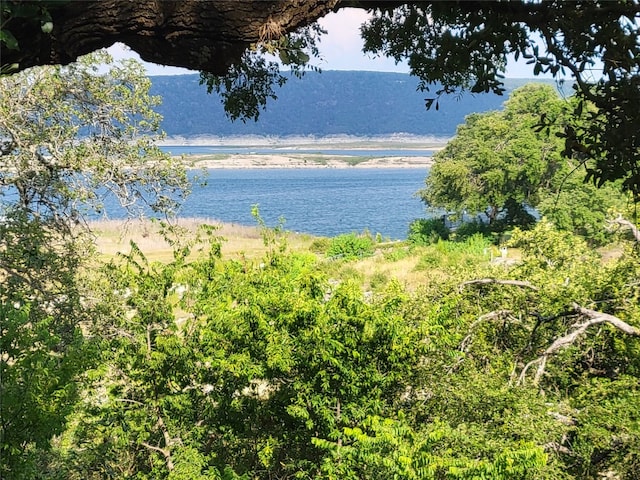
[108,8,541,78]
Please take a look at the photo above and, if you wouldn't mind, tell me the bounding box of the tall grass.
[416,234,491,271]
[86,217,314,261]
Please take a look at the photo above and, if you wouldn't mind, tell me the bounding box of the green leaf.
[0,29,19,50]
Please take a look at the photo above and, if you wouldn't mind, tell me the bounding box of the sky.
[108,8,541,78]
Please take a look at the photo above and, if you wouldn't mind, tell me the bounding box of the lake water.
[172,168,429,239]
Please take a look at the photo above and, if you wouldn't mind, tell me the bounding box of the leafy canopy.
[360,1,640,197]
[419,83,631,243]
[0,51,188,477]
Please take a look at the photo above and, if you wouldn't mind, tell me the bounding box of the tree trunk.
[3,0,339,74]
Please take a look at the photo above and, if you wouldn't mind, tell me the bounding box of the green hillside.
[150,72,561,137]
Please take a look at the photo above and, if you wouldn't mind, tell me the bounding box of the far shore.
[182,153,435,169]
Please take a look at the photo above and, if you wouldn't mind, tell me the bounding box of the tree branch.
[3,0,339,73]
[139,412,181,472]
[518,304,640,385]
[459,278,539,292]
[606,215,640,242]
[141,442,173,469]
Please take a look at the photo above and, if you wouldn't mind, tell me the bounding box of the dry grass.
[343,251,426,291]
[87,217,316,262]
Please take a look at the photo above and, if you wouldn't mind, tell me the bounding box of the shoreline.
[184,153,434,169]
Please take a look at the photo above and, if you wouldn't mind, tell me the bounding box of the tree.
[419,83,631,242]
[419,84,564,227]
[0,51,188,477]
[536,172,630,246]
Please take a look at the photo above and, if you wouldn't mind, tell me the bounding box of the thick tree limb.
[606,215,640,242]
[3,0,339,73]
[459,278,539,292]
[518,304,640,385]
[10,0,638,74]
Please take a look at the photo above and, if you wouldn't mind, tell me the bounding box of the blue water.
[171,168,428,239]
[160,145,434,157]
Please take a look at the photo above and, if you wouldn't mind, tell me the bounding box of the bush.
[309,237,331,254]
[369,270,389,291]
[408,218,449,245]
[327,232,375,260]
[452,220,493,241]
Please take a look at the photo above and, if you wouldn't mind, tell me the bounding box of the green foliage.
[0,51,188,478]
[416,234,491,272]
[419,84,566,230]
[0,0,64,57]
[537,171,630,247]
[309,237,331,254]
[452,220,493,241]
[368,270,389,291]
[4,56,640,480]
[326,232,375,260]
[314,414,548,480]
[382,245,413,262]
[408,217,449,245]
[0,294,89,478]
[0,50,189,221]
[420,83,630,244]
[10,213,636,479]
[359,1,640,195]
[199,25,324,122]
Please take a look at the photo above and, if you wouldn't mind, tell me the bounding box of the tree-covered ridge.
[150,73,551,138]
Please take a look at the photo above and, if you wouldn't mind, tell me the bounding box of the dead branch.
[606,215,640,242]
[518,304,639,385]
[459,278,539,292]
[132,406,179,472]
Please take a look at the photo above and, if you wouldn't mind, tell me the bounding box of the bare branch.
[518,304,640,385]
[572,304,640,337]
[459,278,539,292]
[606,215,640,242]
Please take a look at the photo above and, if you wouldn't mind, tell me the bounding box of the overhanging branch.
[2,0,339,73]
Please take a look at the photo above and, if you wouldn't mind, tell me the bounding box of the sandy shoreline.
[185,153,434,169]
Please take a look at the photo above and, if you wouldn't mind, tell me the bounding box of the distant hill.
[150,72,559,138]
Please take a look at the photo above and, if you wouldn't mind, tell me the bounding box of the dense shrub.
[408,217,450,245]
[327,232,375,259]
[309,237,331,254]
[453,220,493,241]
